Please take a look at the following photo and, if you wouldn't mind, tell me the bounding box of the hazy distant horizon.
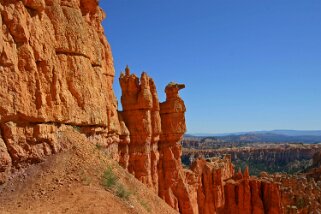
[188,129,321,137]
[102,0,321,133]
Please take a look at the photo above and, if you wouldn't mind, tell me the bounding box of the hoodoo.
[118,68,282,214]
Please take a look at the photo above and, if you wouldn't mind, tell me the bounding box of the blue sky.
[101,0,321,134]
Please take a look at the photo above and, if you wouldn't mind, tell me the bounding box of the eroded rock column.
[190,156,234,214]
[119,67,161,192]
[224,168,282,214]
[158,83,196,214]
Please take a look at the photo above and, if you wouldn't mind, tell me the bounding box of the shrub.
[96,144,103,150]
[101,166,131,200]
[72,126,81,132]
[102,167,117,189]
[116,184,131,200]
[139,199,151,212]
[296,197,306,209]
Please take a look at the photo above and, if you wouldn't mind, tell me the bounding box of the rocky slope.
[1,1,284,214]
[0,129,177,214]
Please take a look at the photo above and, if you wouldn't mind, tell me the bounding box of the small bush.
[296,197,306,209]
[101,167,130,200]
[81,176,92,186]
[139,199,151,213]
[102,167,117,189]
[96,144,103,150]
[116,184,131,200]
[73,126,81,132]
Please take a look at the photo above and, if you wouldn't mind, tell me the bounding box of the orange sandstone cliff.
[0,0,121,184]
[0,1,283,213]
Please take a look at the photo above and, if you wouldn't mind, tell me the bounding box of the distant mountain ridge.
[186,130,321,143]
[190,130,321,137]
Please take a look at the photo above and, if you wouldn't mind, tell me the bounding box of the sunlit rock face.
[0,0,119,127]
[119,67,161,192]
[0,0,120,182]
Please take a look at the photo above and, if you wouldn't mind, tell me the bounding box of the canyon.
[0,0,319,214]
[182,143,321,175]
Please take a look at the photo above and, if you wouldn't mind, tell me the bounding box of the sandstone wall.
[0,0,120,183]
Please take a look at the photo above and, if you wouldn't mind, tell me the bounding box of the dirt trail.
[0,134,177,214]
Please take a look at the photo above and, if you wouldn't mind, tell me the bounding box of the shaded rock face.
[312,151,321,168]
[189,158,282,214]
[189,156,234,214]
[158,82,196,213]
[0,0,120,183]
[224,175,282,214]
[0,137,11,184]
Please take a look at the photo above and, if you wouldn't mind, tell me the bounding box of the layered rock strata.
[0,0,120,183]
[182,140,320,166]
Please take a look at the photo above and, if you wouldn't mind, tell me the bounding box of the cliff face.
[0,0,120,183]
[0,1,283,213]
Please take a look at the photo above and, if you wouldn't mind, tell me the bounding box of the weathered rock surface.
[0,0,121,186]
[189,156,234,213]
[118,67,161,192]
[0,136,11,184]
[157,82,196,213]
[224,174,282,214]
[0,0,119,128]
